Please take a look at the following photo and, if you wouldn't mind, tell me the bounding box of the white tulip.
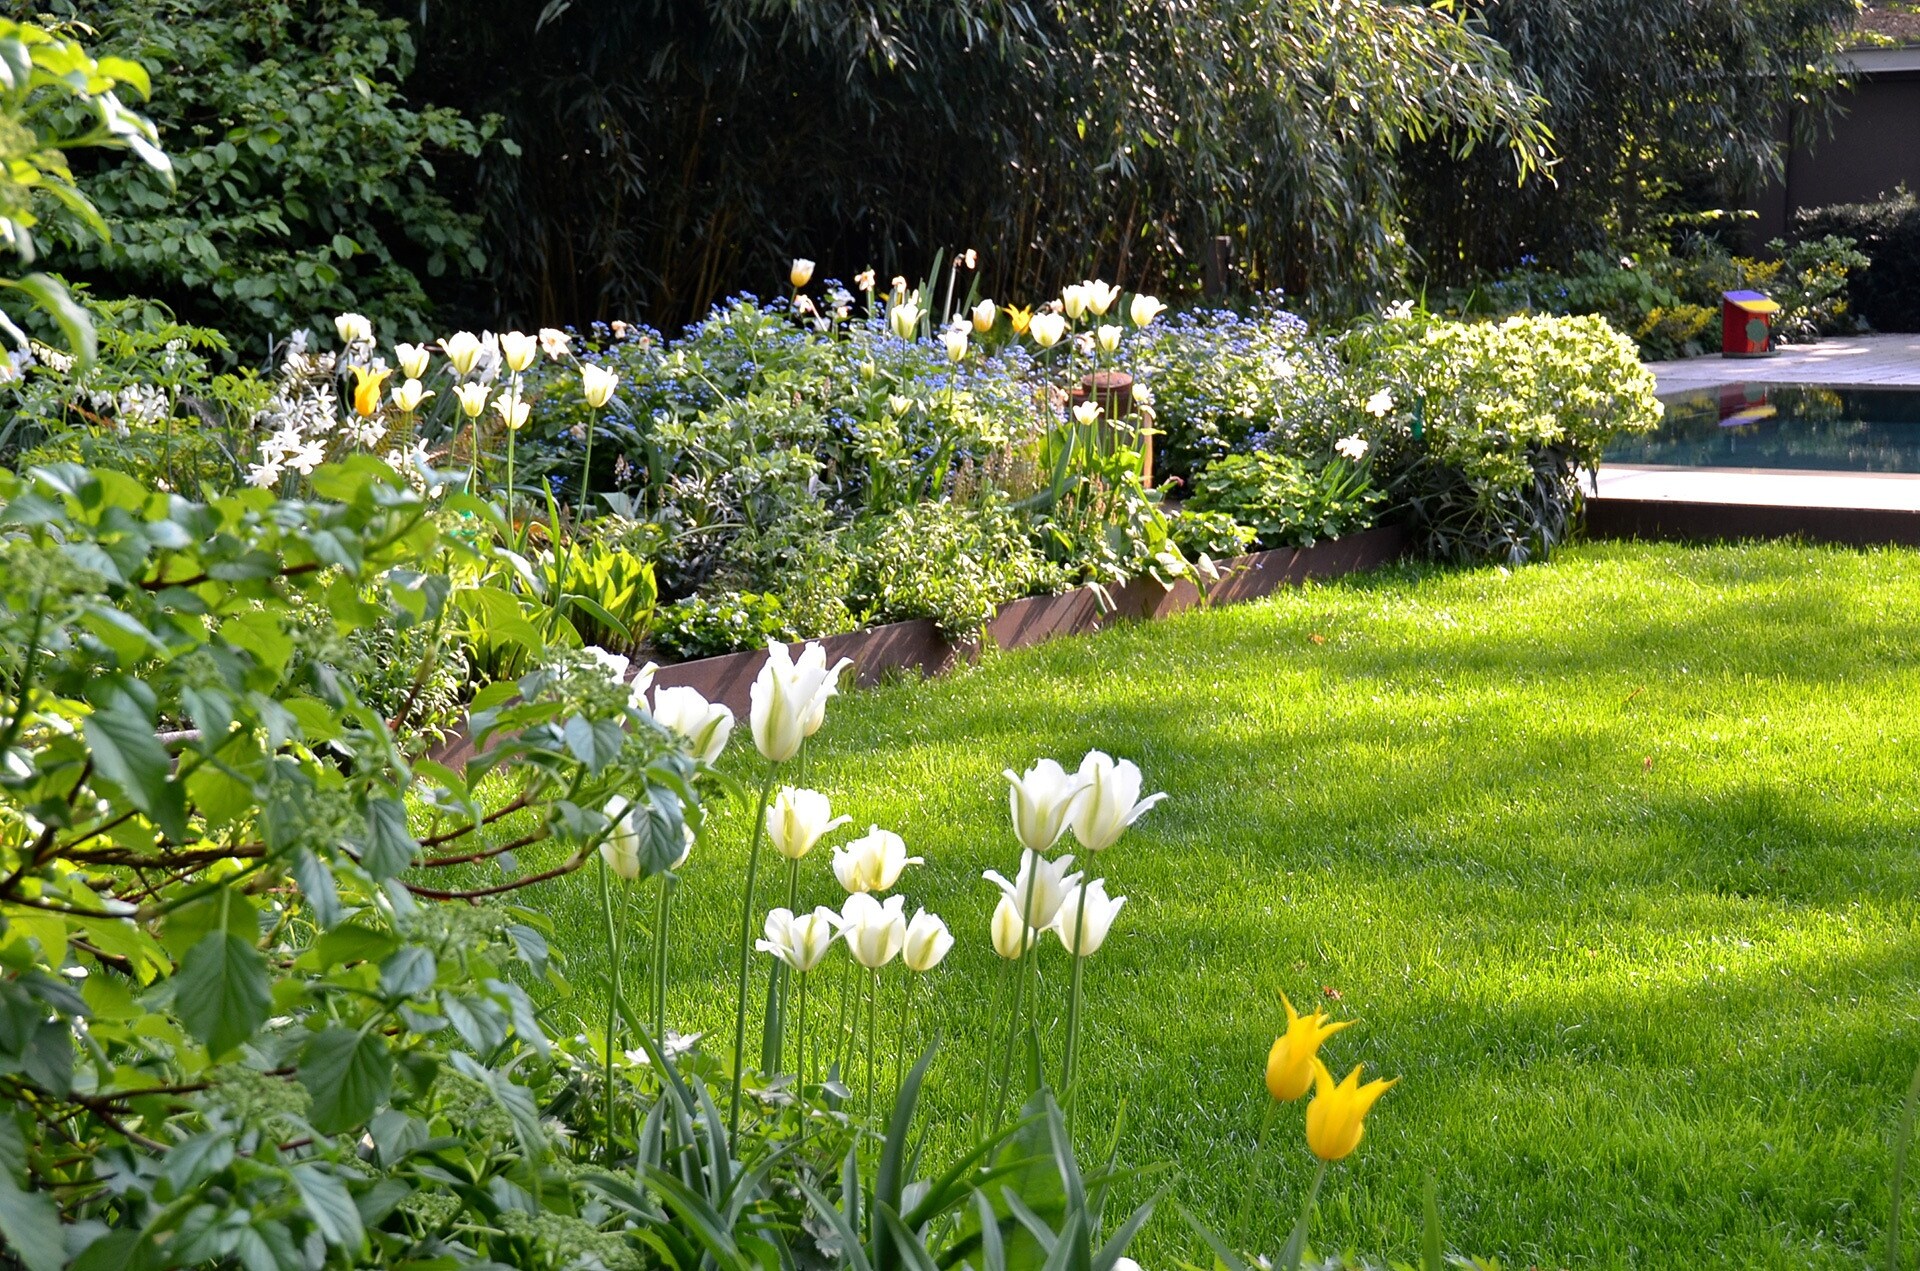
[1004,759,1091,853]
[452,382,490,418]
[581,363,619,409]
[652,684,735,764]
[1096,324,1122,354]
[1084,280,1122,316]
[494,391,531,432]
[832,825,922,894]
[889,299,925,339]
[840,893,907,969]
[441,331,485,376]
[390,378,432,413]
[749,641,852,764]
[500,330,539,373]
[1028,312,1068,349]
[1072,401,1101,426]
[395,341,431,379]
[941,328,968,362]
[757,905,840,973]
[600,795,643,881]
[1061,284,1090,321]
[983,848,1083,931]
[1129,295,1166,328]
[790,258,816,288]
[971,299,996,332]
[766,787,850,861]
[903,908,954,972]
[888,394,915,417]
[1068,751,1167,852]
[334,312,373,345]
[990,895,1032,960]
[1052,878,1125,957]
[672,823,695,870]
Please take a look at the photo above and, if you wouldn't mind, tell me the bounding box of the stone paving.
[1592,335,1920,512]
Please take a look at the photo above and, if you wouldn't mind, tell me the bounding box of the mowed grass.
[520,540,1920,1269]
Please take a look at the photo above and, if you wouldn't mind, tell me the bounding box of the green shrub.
[1796,189,1920,332]
[653,589,792,660]
[846,498,1066,637]
[1186,450,1381,549]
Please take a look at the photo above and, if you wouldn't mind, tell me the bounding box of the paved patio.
[1591,335,1920,523]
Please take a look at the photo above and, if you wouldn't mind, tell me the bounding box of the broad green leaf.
[0,1170,64,1271]
[291,1163,364,1251]
[300,1027,392,1134]
[174,929,270,1058]
[84,695,188,841]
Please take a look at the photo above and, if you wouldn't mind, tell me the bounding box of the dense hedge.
[1795,190,1920,333]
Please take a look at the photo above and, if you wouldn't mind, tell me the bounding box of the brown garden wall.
[428,525,1406,766]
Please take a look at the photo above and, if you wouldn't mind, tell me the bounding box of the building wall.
[1752,51,1920,244]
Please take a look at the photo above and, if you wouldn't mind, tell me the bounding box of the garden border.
[429,526,1406,766]
[1585,498,1920,548]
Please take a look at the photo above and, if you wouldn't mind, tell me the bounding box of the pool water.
[1606,384,1920,473]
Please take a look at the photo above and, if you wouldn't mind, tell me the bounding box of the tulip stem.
[577,405,597,526]
[652,872,675,1041]
[993,879,1044,1128]
[1281,1160,1329,1271]
[979,957,1010,1130]
[894,971,914,1105]
[729,761,782,1138]
[777,857,800,1073]
[866,966,880,1114]
[1061,883,1093,1115]
[597,854,621,1164]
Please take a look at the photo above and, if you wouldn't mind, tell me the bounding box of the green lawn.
[526,540,1920,1269]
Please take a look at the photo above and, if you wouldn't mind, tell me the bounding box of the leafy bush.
[1187,450,1381,549]
[51,0,498,351]
[847,498,1067,636]
[1351,312,1661,563]
[653,590,793,660]
[1796,188,1920,332]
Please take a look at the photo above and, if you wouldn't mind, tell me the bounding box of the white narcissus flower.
[840,893,907,969]
[941,328,968,362]
[990,895,1031,959]
[390,378,432,413]
[889,299,925,340]
[1052,878,1125,957]
[1096,324,1122,353]
[581,363,619,408]
[832,825,922,894]
[394,342,431,379]
[600,795,643,881]
[441,331,485,376]
[757,905,840,973]
[1129,295,1167,328]
[749,640,852,763]
[766,787,851,861]
[499,330,539,373]
[1028,312,1068,349]
[971,299,996,332]
[334,312,373,345]
[855,268,877,292]
[790,258,816,288]
[539,327,572,360]
[1084,280,1122,316]
[452,382,490,418]
[903,909,954,972]
[651,685,734,764]
[1072,401,1101,427]
[1335,435,1370,462]
[1069,751,1167,853]
[1004,759,1091,853]
[1364,389,1394,417]
[983,848,1083,931]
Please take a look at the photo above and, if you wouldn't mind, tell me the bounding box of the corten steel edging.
[425,525,1407,767]
[1586,498,1920,548]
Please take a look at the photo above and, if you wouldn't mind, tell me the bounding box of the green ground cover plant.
[518,538,1920,1270]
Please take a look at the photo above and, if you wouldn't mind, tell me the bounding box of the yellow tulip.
[350,366,392,418]
[1304,1058,1396,1162]
[1265,992,1353,1101]
[1006,305,1033,336]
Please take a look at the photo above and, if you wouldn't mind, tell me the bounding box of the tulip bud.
[1129,294,1167,328]
[452,382,490,418]
[1096,324,1122,354]
[990,895,1031,960]
[971,299,996,332]
[889,300,925,340]
[1004,759,1091,853]
[1061,285,1089,321]
[888,394,914,417]
[1266,993,1354,1102]
[599,796,642,881]
[334,312,373,345]
[832,826,922,894]
[1052,879,1124,957]
[350,366,392,418]
[581,363,619,409]
[757,905,841,973]
[749,640,851,763]
[390,378,432,413]
[903,909,954,972]
[983,848,1082,931]
[395,342,431,380]
[442,331,484,376]
[790,258,815,288]
[1085,281,1121,316]
[499,331,538,373]
[840,893,907,969]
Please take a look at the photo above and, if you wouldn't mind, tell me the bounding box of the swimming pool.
[1605,383,1920,473]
